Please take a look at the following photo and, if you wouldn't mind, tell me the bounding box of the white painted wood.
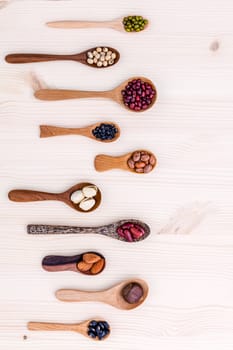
[1,0,233,349]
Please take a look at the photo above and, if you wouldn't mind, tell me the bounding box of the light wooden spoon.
[34,76,157,112]
[47,16,149,33]
[28,319,110,341]
[5,46,120,68]
[27,219,151,243]
[56,278,149,310]
[8,182,101,213]
[40,121,120,143]
[42,251,105,275]
[95,149,157,173]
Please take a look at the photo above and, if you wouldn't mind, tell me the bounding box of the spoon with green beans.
[47,15,149,33]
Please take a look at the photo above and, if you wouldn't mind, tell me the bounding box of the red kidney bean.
[116,222,145,241]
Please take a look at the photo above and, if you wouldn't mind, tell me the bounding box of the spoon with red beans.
[27,219,150,242]
[34,76,157,112]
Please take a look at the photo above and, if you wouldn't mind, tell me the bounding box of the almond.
[77,261,93,272]
[91,258,105,275]
[83,253,101,264]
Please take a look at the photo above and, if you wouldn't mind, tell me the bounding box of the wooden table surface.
[1,0,233,349]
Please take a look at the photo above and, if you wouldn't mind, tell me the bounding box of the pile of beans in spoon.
[121,78,156,111]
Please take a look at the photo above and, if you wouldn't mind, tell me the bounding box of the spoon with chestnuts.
[56,278,148,310]
[34,77,157,112]
[42,252,105,275]
[47,15,149,33]
[27,219,150,243]
[40,121,120,143]
[5,46,120,68]
[8,182,101,213]
[95,149,157,174]
[28,319,110,341]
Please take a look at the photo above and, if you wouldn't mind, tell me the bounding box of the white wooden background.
[1,0,233,349]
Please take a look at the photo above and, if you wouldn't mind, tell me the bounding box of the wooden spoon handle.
[27,224,101,235]
[8,190,57,202]
[40,125,83,138]
[47,20,114,29]
[56,289,105,303]
[35,89,112,101]
[42,254,82,272]
[94,155,126,172]
[5,53,74,64]
[28,322,77,332]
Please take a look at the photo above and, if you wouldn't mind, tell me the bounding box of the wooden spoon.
[27,219,150,243]
[5,46,120,68]
[55,278,149,310]
[8,182,101,213]
[95,149,157,173]
[40,121,120,143]
[34,76,157,113]
[28,319,110,341]
[42,251,105,275]
[47,16,149,33]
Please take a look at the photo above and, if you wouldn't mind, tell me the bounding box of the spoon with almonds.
[42,252,105,275]
[95,149,157,174]
[8,182,101,213]
[27,219,150,243]
[47,15,149,33]
[56,278,148,310]
[40,121,120,143]
[5,46,120,68]
[34,77,157,112]
[28,319,110,341]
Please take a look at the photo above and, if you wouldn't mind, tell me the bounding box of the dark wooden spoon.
[8,182,101,213]
[27,219,150,242]
[42,251,105,275]
[5,46,120,68]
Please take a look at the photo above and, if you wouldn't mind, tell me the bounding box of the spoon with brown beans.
[42,252,105,275]
[40,121,120,143]
[5,46,120,68]
[56,278,149,310]
[47,15,149,33]
[34,77,157,112]
[28,319,110,341]
[27,219,150,242]
[8,182,101,213]
[95,149,157,174]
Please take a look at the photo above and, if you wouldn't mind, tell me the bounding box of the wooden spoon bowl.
[5,46,120,68]
[8,182,101,213]
[56,278,149,310]
[46,16,149,33]
[34,76,157,113]
[95,149,157,174]
[28,318,110,341]
[40,121,120,143]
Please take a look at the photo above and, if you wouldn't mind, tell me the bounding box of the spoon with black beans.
[40,122,120,142]
[28,319,110,341]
